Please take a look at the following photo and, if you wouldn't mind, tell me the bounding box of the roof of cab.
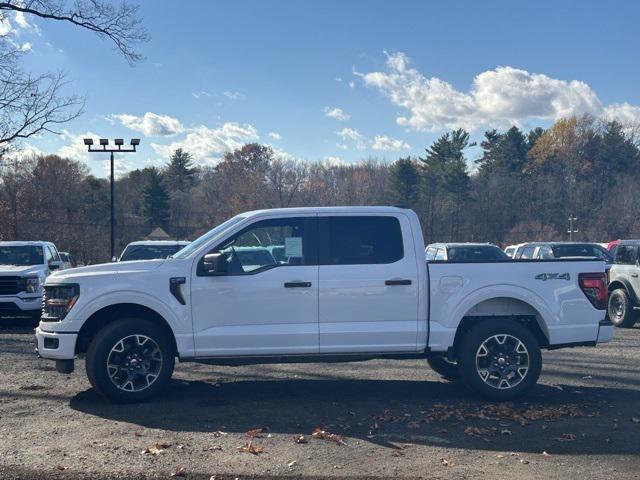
[125,240,190,246]
[0,241,56,247]
[240,205,412,218]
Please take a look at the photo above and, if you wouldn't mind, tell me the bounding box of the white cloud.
[323,156,345,166]
[223,91,246,100]
[268,132,282,140]
[359,51,608,131]
[57,130,96,163]
[13,11,29,29]
[602,103,640,124]
[150,122,259,164]
[372,135,410,151]
[192,91,211,99]
[336,127,365,150]
[18,41,31,52]
[348,81,355,89]
[111,112,184,136]
[324,106,351,121]
[0,17,11,36]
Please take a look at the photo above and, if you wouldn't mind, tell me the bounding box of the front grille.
[0,276,24,295]
[0,302,36,319]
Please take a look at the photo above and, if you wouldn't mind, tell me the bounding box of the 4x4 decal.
[535,273,571,281]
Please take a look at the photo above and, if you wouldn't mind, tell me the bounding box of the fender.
[608,278,639,306]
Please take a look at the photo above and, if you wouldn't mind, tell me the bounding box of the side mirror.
[201,252,229,276]
[49,260,63,271]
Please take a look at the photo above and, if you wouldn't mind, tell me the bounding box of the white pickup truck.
[35,207,613,403]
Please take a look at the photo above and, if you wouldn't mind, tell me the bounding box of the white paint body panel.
[35,206,610,363]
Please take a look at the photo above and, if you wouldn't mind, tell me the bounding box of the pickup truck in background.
[0,241,65,323]
[35,207,612,403]
[607,240,640,328]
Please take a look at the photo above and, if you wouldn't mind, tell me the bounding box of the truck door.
[191,216,319,356]
[318,214,419,353]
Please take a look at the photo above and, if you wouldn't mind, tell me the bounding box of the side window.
[538,246,554,259]
[50,246,61,261]
[322,216,404,265]
[615,245,637,265]
[434,248,447,261]
[215,217,316,274]
[425,247,437,261]
[520,246,536,259]
[44,246,54,264]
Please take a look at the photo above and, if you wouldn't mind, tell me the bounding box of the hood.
[47,259,166,283]
[0,264,47,276]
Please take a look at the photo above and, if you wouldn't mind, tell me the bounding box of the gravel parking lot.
[1,323,639,480]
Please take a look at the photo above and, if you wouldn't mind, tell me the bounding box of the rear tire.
[608,288,638,328]
[427,354,459,380]
[458,319,541,401]
[86,318,175,403]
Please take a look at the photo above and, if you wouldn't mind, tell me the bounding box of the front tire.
[427,354,459,380]
[458,319,541,401]
[86,318,175,403]
[608,288,637,328]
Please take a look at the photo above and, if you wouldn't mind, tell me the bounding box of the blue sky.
[7,0,640,176]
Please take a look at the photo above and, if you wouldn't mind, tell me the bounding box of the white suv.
[0,241,64,323]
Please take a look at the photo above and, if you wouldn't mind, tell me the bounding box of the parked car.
[426,243,509,261]
[118,240,190,261]
[504,243,524,258]
[513,242,613,265]
[0,241,64,323]
[36,206,611,403]
[58,251,76,269]
[607,240,640,328]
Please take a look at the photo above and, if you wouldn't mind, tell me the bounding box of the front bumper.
[0,296,41,320]
[35,327,77,360]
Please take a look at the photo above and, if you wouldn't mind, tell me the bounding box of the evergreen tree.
[387,157,421,208]
[140,167,170,229]
[164,148,197,192]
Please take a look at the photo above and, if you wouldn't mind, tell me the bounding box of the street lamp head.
[99,138,109,146]
[83,138,94,146]
[114,138,124,146]
[130,138,140,146]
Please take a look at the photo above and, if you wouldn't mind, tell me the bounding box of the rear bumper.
[35,327,77,360]
[596,318,614,344]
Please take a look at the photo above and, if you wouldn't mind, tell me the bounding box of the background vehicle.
[426,242,509,261]
[35,207,611,404]
[118,240,189,261]
[0,241,64,323]
[504,243,523,258]
[58,252,76,269]
[513,242,613,265]
[608,240,640,328]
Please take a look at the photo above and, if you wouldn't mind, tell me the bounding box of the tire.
[458,319,542,401]
[427,354,460,380]
[86,318,175,403]
[608,288,638,328]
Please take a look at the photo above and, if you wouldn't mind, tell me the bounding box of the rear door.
[318,214,419,353]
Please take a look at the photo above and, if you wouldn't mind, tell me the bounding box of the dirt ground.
[1,322,640,480]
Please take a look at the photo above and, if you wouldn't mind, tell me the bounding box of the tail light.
[579,273,607,310]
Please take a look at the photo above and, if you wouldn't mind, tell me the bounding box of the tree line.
[1,114,639,264]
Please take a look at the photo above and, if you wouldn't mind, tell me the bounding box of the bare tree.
[0,0,148,153]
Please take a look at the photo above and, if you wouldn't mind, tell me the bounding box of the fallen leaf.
[500,429,512,436]
[554,433,576,442]
[212,431,228,438]
[464,426,497,437]
[288,460,297,468]
[142,443,172,455]
[632,418,640,424]
[171,465,186,477]
[311,427,346,445]
[134,431,143,437]
[520,458,530,465]
[56,465,68,471]
[542,451,551,456]
[407,421,421,429]
[237,440,264,455]
[293,434,308,444]
[246,428,263,438]
[440,458,454,467]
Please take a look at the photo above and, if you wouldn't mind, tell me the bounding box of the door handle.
[385,279,412,286]
[632,274,639,278]
[284,281,312,288]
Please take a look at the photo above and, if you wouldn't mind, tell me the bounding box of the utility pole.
[83,138,140,261]
[568,216,578,241]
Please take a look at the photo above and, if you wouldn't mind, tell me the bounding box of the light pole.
[568,216,578,241]
[83,138,140,261]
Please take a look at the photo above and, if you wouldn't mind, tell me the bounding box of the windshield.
[120,244,185,261]
[172,215,246,259]
[0,245,45,266]
[447,245,509,261]
[552,244,612,262]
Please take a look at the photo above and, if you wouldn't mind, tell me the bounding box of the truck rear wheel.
[608,289,638,328]
[458,319,541,401]
[86,318,175,403]
[427,354,459,380]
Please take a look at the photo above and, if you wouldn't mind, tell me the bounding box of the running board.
[187,351,429,366]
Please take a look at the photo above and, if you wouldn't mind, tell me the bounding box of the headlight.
[25,277,40,294]
[42,284,79,322]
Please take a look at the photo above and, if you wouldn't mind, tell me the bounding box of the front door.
[191,216,319,356]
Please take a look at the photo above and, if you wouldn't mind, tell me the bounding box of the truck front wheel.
[458,319,541,401]
[86,318,175,403]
